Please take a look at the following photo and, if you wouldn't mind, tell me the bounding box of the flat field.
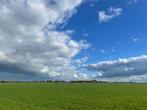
[0,83,147,110]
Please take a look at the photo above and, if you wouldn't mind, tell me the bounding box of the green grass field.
[0,83,147,110]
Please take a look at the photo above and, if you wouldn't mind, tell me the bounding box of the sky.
[0,0,147,82]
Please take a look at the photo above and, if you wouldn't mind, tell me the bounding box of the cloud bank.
[83,55,147,82]
[0,0,90,80]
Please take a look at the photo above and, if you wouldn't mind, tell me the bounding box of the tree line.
[0,80,109,83]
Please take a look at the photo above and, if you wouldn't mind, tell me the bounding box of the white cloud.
[116,42,121,45]
[0,0,90,80]
[99,7,122,23]
[83,33,89,37]
[127,0,139,4]
[111,48,115,52]
[83,55,147,82]
[132,38,139,42]
[76,56,88,65]
[100,49,105,54]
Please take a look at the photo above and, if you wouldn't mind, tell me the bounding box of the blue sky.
[63,0,147,63]
[0,0,147,81]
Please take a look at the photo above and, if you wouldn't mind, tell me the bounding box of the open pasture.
[0,83,147,110]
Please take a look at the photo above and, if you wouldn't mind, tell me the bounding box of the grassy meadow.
[0,83,147,110]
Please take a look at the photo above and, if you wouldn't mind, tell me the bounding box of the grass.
[0,83,147,110]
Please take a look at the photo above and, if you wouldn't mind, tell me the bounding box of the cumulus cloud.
[99,7,122,23]
[76,56,88,65]
[83,55,147,81]
[0,0,90,80]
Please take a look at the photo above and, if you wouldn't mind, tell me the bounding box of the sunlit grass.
[0,83,147,110]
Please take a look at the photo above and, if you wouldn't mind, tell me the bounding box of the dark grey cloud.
[83,55,147,81]
[0,61,39,76]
